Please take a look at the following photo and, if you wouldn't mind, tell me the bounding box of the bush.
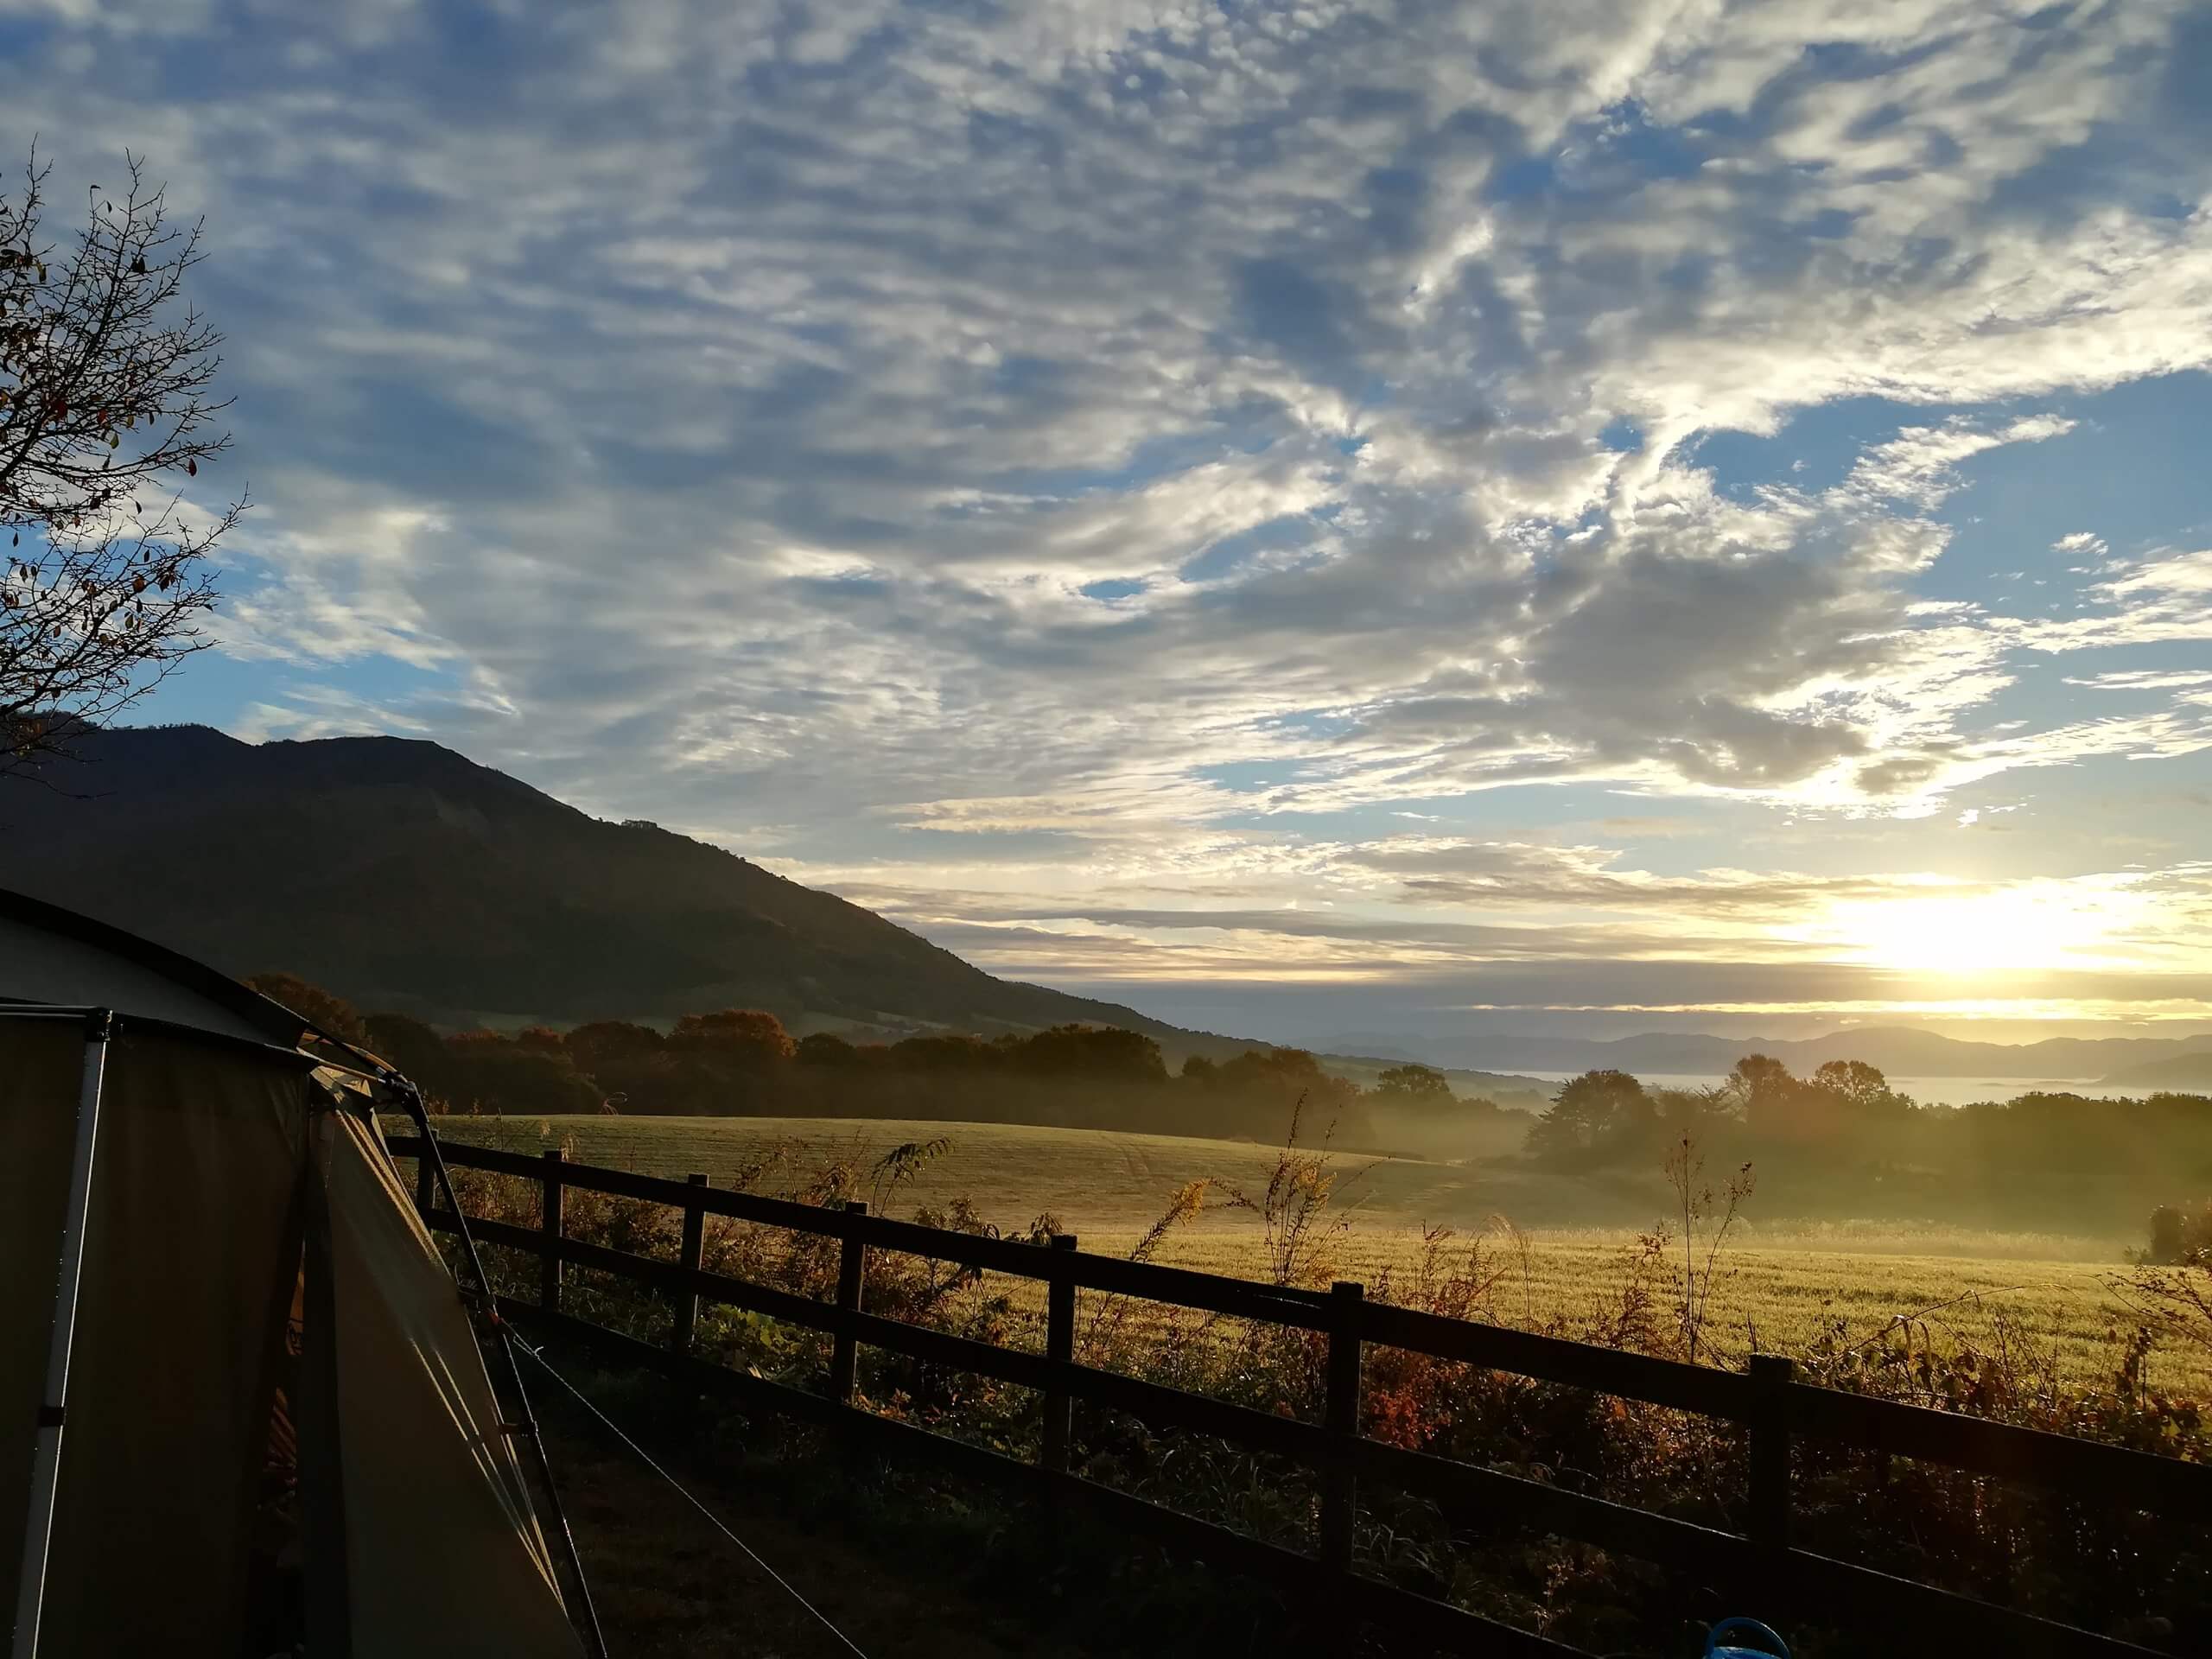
[2143,1201,2212,1266]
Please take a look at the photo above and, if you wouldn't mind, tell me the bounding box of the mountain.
[1453,1026,2212,1081]
[0,726,1238,1049]
[2099,1053,2212,1091]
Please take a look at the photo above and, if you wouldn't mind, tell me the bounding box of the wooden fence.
[388,1132,2202,1658]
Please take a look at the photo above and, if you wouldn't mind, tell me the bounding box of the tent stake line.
[513,1334,871,1659]
[10,1008,112,1659]
[403,1091,610,1659]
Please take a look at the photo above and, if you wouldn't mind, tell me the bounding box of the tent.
[1,887,595,1656]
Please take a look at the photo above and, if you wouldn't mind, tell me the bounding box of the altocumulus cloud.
[3,0,2210,1033]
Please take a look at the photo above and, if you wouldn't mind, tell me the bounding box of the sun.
[1827,883,2135,979]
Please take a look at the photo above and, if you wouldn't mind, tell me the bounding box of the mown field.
[420,1112,2209,1396]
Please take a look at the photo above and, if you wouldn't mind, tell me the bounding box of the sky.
[4,0,2209,1056]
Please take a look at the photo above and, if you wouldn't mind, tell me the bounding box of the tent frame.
[8,1007,111,1659]
[395,1082,609,1659]
[0,1002,608,1659]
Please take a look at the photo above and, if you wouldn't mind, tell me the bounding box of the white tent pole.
[10,1009,113,1659]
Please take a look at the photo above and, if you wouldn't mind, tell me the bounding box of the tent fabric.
[0,1019,89,1637]
[2,1026,311,1656]
[2,882,589,1657]
[3,972,585,1654]
[311,1108,582,1657]
[0,884,309,1047]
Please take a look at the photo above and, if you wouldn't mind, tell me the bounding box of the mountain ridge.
[1,728,1212,1038]
[0,727,1555,1102]
[2098,1052,2212,1090]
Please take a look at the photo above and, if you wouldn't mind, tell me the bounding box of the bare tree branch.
[1,146,243,779]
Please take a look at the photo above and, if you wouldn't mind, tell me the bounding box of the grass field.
[423,1112,2210,1396]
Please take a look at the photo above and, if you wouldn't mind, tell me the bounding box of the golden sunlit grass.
[425,1114,2207,1395]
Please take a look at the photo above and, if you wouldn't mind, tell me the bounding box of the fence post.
[672,1173,709,1355]
[1320,1280,1365,1604]
[416,1126,438,1217]
[539,1148,565,1313]
[1748,1353,1795,1555]
[1042,1235,1078,1480]
[830,1200,868,1406]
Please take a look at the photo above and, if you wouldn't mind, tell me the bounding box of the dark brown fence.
[389,1132,2199,1658]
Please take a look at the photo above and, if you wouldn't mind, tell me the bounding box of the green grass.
[424,1112,2208,1395]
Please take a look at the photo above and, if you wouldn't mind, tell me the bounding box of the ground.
[430,1113,2207,1395]
[537,1380,1093,1659]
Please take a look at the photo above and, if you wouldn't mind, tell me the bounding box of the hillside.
[0,727,1211,1042]
[0,728,1552,1110]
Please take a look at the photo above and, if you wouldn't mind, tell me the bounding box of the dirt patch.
[537,1385,1093,1659]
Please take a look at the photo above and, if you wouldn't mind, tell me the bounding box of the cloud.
[1843,416,2077,512]
[3,0,2209,1031]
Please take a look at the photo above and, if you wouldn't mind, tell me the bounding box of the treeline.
[1527,1053,2212,1226]
[242,973,1516,1155]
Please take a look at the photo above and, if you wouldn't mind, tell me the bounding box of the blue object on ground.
[1707,1618,1789,1657]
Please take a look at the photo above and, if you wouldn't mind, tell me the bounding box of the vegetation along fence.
[389,1133,2207,1658]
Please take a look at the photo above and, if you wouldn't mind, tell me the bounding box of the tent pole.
[10,1009,113,1659]
[399,1088,609,1659]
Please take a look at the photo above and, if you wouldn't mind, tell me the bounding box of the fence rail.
[389,1131,2196,1658]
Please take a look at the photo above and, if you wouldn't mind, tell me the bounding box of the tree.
[668,1007,797,1065]
[796,1032,863,1067]
[244,971,368,1046]
[1810,1058,1912,1118]
[1373,1063,1454,1103]
[1729,1053,1801,1137]
[361,1011,447,1080]
[438,1029,602,1116]
[1178,1047,1369,1142]
[2,150,244,778]
[1010,1024,1168,1084]
[566,1019,664,1074]
[1526,1069,1656,1165]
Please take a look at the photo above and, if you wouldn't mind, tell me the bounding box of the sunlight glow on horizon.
[1821,881,2157,980]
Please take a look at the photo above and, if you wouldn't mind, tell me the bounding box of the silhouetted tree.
[3,151,244,777]
[1528,1070,1656,1165]
[668,1007,797,1065]
[797,1032,862,1067]
[362,1012,444,1079]
[566,1020,664,1074]
[440,1028,601,1116]
[244,971,368,1046]
[1810,1058,1913,1118]
[1374,1063,1453,1103]
[1011,1024,1168,1084]
[1729,1054,1800,1137]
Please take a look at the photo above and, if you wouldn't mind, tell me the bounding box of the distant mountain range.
[2099,1052,2212,1090]
[1445,1026,2212,1082]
